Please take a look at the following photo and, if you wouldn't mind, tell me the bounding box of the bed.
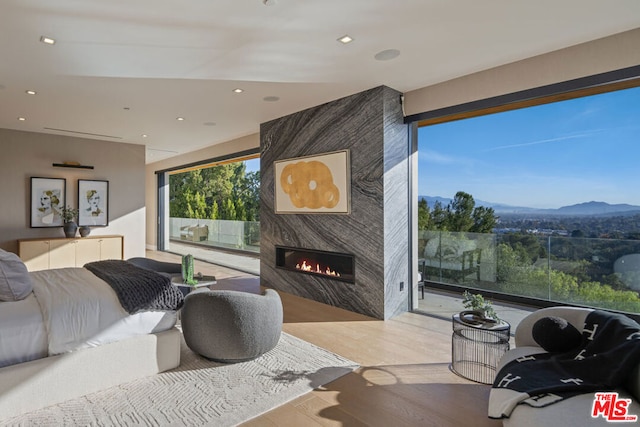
[0,250,183,421]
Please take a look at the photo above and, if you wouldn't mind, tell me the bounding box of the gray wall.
[259,86,409,320]
[0,128,146,258]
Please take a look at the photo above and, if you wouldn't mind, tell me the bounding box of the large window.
[416,82,640,315]
[162,154,260,273]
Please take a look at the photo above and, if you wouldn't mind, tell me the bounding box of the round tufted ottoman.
[180,289,283,362]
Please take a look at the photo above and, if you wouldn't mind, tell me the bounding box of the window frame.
[406,65,640,320]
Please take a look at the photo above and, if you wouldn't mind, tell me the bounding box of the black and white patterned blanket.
[84,260,184,314]
[489,310,640,419]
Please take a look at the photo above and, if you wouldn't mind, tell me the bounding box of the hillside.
[419,196,640,217]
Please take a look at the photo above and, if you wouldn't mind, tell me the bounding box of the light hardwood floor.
[148,250,503,427]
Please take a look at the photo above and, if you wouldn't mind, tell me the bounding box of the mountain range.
[419,196,640,216]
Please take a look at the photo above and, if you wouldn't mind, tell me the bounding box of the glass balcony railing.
[169,217,260,254]
[418,230,640,314]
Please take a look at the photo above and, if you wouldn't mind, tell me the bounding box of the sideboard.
[18,235,124,271]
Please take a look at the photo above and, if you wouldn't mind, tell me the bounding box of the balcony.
[418,230,640,317]
[167,217,260,275]
[169,218,260,253]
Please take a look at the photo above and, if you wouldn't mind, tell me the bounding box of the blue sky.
[244,158,260,173]
[418,86,640,209]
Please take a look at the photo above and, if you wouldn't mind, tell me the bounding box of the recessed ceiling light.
[40,36,56,45]
[263,96,280,102]
[374,49,401,61]
[233,88,244,93]
[26,90,37,95]
[176,117,185,121]
[337,35,354,44]
[18,117,26,121]
[142,134,148,138]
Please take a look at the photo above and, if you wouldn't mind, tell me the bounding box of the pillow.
[532,316,582,353]
[0,249,33,301]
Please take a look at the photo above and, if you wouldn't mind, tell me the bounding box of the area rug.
[1,332,358,426]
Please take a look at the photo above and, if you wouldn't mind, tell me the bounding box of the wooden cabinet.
[18,235,124,271]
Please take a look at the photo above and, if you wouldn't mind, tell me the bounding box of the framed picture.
[274,150,350,214]
[78,180,109,226]
[30,177,66,227]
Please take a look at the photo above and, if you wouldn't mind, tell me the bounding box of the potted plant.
[460,290,500,324]
[61,205,79,238]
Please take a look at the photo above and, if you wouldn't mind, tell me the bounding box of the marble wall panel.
[260,86,409,319]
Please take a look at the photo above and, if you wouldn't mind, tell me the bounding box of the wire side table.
[451,313,510,384]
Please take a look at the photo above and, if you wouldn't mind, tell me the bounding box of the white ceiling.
[1,0,639,164]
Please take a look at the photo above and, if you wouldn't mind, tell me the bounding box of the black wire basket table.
[451,312,510,384]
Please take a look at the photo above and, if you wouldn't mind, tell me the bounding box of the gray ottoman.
[181,289,283,362]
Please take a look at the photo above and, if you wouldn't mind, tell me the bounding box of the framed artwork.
[30,177,66,227]
[274,150,350,214]
[78,180,109,226]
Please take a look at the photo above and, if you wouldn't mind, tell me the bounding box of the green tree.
[209,200,219,220]
[571,229,585,238]
[418,191,498,233]
[221,198,237,220]
[235,198,247,222]
[470,206,497,233]
[418,199,431,230]
[500,233,546,263]
[169,160,260,221]
[431,201,448,230]
[447,191,475,231]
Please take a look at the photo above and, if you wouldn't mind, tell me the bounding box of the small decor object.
[61,205,79,238]
[181,254,198,286]
[460,290,500,325]
[79,226,91,237]
[274,150,350,214]
[30,177,66,227]
[78,180,108,226]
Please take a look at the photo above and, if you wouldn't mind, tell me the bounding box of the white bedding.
[0,293,48,368]
[0,267,177,367]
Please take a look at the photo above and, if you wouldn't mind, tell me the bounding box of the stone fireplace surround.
[259,86,410,320]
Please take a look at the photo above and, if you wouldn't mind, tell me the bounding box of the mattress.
[0,267,177,368]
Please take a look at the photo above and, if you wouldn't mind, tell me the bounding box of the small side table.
[171,274,217,296]
[451,313,510,384]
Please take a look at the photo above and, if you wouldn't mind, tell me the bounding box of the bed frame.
[0,327,181,421]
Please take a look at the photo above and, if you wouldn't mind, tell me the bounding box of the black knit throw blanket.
[489,310,640,419]
[84,260,184,314]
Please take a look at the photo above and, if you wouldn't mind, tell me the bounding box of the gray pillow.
[0,249,33,302]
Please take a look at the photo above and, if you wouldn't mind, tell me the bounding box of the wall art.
[274,150,350,214]
[30,177,66,227]
[78,179,109,226]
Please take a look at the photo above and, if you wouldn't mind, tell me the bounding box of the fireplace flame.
[295,259,341,277]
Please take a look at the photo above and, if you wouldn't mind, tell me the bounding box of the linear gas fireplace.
[275,246,355,284]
